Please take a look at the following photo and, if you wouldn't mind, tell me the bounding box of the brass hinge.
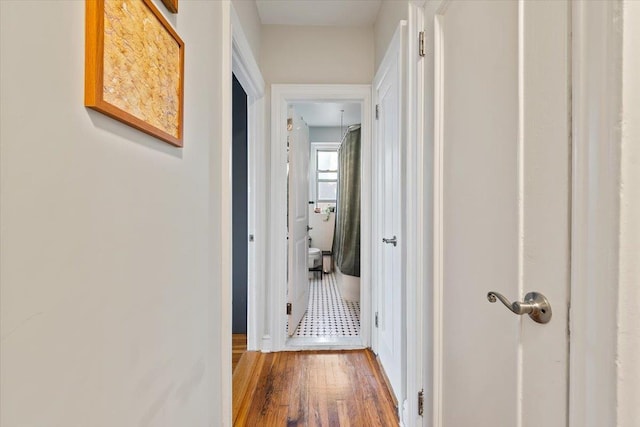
[286,303,292,315]
[375,311,379,328]
[419,31,426,57]
[418,389,424,416]
[287,117,293,131]
[375,104,380,120]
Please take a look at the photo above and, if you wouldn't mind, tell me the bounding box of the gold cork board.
[85,0,184,147]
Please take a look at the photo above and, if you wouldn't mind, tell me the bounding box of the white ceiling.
[291,102,361,127]
[256,0,382,27]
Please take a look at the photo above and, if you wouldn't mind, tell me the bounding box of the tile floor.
[293,271,360,337]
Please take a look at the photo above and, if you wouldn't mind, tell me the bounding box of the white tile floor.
[293,271,360,337]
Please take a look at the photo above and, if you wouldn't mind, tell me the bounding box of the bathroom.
[289,101,362,344]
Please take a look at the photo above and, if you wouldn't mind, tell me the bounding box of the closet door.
[435,1,570,425]
[373,21,406,404]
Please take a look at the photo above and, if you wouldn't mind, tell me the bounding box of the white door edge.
[404,3,427,426]
[269,84,373,352]
[219,2,233,424]
[569,1,623,426]
[431,6,446,427]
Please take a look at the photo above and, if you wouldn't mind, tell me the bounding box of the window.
[316,150,338,202]
[309,143,340,207]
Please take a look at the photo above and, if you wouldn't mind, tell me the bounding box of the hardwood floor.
[232,349,399,426]
[233,334,247,373]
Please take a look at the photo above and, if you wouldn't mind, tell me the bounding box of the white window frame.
[309,142,340,205]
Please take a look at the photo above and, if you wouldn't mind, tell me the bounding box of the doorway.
[286,102,363,347]
[268,85,373,352]
[230,7,267,355]
[232,74,249,370]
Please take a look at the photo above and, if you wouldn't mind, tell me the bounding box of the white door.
[373,23,405,402]
[287,108,310,336]
[436,1,570,426]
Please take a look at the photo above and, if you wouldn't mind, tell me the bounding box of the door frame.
[268,84,372,352]
[221,6,266,422]
[423,1,624,426]
[569,1,623,425]
[230,6,266,352]
[404,2,427,425]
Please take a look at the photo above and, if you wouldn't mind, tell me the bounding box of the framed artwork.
[85,0,185,147]
[161,0,178,14]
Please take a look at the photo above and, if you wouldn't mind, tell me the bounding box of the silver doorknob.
[382,236,397,246]
[487,291,552,324]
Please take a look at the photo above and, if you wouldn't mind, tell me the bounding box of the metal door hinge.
[287,117,293,131]
[286,303,292,315]
[418,389,424,416]
[249,234,255,242]
[375,104,380,120]
[419,31,426,57]
[375,312,379,328]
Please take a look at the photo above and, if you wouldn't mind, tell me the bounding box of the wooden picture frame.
[85,0,184,147]
[161,0,178,14]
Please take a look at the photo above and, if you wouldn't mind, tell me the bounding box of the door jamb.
[230,6,266,352]
[268,84,372,352]
[429,2,448,426]
[404,3,426,426]
[569,1,622,425]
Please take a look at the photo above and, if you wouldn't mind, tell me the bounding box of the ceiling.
[255,0,382,27]
[291,102,361,127]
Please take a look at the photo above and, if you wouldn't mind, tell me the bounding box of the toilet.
[308,247,322,269]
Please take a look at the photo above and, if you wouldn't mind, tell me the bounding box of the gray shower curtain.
[332,125,361,277]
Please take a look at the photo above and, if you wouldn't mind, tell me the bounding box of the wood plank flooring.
[233,334,247,373]
[232,349,399,426]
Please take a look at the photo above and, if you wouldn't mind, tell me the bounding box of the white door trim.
[269,84,372,352]
[569,1,623,426]
[219,3,266,423]
[219,1,233,424]
[231,5,266,353]
[404,2,426,425]
[430,3,448,426]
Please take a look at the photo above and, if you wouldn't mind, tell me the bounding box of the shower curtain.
[332,125,361,277]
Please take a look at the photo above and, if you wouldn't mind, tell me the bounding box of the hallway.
[2,1,638,426]
[233,349,398,426]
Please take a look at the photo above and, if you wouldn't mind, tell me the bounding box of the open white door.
[287,108,310,336]
[373,22,406,403]
[434,1,570,425]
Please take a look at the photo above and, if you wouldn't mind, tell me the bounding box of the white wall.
[308,207,336,252]
[374,0,409,71]
[0,1,228,425]
[232,0,262,61]
[309,126,343,142]
[260,25,374,84]
[618,2,640,425]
